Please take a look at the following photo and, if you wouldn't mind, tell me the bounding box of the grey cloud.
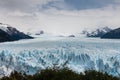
[0,0,120,13]
[0,0,34,12]
[0,0,57,12]
[65,0,118,10]
[40,0,120,10]
[0,0,120,34]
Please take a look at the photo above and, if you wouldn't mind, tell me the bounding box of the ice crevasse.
[0,45,120,77]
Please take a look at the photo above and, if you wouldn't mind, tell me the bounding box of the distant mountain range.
[0,22,120,42]
[101,27,120,39]
[0,23,33,42]
[27,30,44,35]
[82,27,120,39]
[82,27,112,37]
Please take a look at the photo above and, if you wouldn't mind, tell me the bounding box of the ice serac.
[0,23,33,42]
[0,47,120,77]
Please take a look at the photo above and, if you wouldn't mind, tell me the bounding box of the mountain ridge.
[0,23,33,42]
[82,27,112,37]
[101,27,120,39]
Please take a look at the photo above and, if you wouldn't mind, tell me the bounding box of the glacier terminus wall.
[0,37,120,77]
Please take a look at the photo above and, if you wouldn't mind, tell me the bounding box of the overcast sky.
[0,0,120,35]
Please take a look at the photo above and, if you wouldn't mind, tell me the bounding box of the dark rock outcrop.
[101,28,120,39]
[68,35,75,37]
[0,23,33,42]
[0,29,13,42]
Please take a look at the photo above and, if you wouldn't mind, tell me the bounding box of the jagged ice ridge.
[0,38,120,77]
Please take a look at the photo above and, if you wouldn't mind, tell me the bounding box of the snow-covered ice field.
[0,36,120,77]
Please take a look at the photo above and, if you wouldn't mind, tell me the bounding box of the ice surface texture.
[0,37,120,77]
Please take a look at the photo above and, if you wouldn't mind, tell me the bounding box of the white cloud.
[0,0,120,35]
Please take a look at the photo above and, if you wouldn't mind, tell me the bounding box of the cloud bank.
[0,0,120,35]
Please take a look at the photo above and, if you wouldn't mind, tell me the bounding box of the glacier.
[0,36,120,77]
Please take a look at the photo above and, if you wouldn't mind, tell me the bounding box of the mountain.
[0,29,13,42]
[0,23,33,42]
[27,30,44,36]
[35,30,44,35]
[82,27,112,37]
[101,27,120,39]
[68,35,75,37]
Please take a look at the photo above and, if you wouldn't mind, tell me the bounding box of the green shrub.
[0,68,119,80]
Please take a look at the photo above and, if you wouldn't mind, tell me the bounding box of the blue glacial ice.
[0,37,120,77]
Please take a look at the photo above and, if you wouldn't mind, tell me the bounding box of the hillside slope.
[0,23,33,42]
[101,28,120,39]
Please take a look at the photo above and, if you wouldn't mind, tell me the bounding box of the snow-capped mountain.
[101,27,120,39]
[82,27,112,37]
[27,31,64,38]
[0,23,33,42]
